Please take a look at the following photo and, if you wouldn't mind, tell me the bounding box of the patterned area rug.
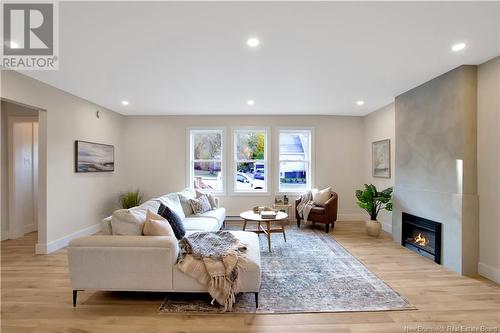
[159,224,414,314]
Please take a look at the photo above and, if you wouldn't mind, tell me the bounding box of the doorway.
[1,101,40,240]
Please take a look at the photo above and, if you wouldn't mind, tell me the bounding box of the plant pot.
[365,219,382,237]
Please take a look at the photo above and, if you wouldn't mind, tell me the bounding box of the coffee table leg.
[267,221,272,252]
[243,219,247,231]
[282,221,287,242]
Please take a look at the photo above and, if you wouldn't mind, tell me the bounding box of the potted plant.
[120,190,142,209]
[355,184,393,237]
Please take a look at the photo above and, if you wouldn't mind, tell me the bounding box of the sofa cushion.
[312,187,332,206]
[143,210,175,237]
[199,208,226,228]
[183,217,220,231]
[158,203,186,240]
[110,200,161,235]
[101,217,112,235]
[111,209,144,235]
[158,193,186,220]
[178,188,197,216]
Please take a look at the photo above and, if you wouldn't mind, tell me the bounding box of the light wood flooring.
[1,221,499,333]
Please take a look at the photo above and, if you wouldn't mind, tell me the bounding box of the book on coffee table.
[260,211,277,219]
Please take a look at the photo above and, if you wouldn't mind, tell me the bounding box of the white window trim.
[275,127,315,194]
[231,127,270,196]
[186,127,226,195]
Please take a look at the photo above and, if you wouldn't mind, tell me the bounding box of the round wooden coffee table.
[240,210,288,252]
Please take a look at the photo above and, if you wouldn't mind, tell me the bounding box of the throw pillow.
[312,187,332,206]
[110,209,145,235]
[110,199,161,235]
[158,203,186,240]
[190,195,212,214]
[178,188,197,216]
[143,210,175,236]
[158,193,186,220]
[195,190,217,209]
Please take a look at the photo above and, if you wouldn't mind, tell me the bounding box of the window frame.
[187,127,226,195]
[276,127,314,194]
[231,127,270,196]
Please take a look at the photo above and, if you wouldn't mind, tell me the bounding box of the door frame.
[7,115,39,239]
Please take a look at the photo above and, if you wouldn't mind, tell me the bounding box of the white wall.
[363,103,395,233]
[1,71,125,252]
[121,115,366,219]
[477,56,500,283]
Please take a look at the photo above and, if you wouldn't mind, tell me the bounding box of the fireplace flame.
[413,233,429,247]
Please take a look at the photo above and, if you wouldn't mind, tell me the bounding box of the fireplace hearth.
[401,213,442,264]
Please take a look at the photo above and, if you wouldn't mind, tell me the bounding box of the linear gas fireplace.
[402,213,442,264]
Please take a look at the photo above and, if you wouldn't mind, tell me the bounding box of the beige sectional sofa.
[67,189,262,308]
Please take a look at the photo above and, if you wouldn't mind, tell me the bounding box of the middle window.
[233,129,268,193]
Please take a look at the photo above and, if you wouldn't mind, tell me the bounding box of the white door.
[9,120,38,239]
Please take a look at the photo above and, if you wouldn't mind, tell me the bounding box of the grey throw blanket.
[177,231,247,311]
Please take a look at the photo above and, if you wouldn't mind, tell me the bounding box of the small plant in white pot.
[355,184,393,237]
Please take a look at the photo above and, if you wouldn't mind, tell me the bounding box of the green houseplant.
[120,190,142,209]
[355,184,393,237]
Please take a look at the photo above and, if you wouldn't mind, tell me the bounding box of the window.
[189,129,224,193]
[233,129,268,193]
[278,129,312,193]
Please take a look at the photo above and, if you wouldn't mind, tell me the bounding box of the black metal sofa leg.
[254,292,259,308]
[73,290,78,307]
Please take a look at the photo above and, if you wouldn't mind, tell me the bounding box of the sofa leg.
[254,292,259,308]
[325,223,330,233]
[332,221,335,229]
[296,219,301,228]
[73,290,78,307]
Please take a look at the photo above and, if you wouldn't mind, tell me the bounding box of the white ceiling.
[21,1,500,116]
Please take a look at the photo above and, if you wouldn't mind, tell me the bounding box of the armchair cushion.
[310,206,326,214]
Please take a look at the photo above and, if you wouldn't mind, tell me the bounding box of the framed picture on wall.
[75,140,114,172]
[372,139,390,178]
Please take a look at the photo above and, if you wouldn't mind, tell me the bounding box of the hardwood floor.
[1,221,499,333]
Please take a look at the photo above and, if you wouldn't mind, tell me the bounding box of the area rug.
[159,225,414,314]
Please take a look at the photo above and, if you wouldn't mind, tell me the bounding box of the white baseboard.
[478,262,500,284]
[35,223,101,254]
[24,223,37,234]
[225,216,243,221]
[381,222,392,234]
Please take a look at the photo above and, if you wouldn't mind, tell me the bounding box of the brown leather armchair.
[295,192,338,233]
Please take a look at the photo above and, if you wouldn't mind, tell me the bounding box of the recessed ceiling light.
[247,100,255,106]
[356,100,364,106]
[10,41,19,49]
[121,100,129,106]
[451,42,466,52]
[247,37,260,48]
